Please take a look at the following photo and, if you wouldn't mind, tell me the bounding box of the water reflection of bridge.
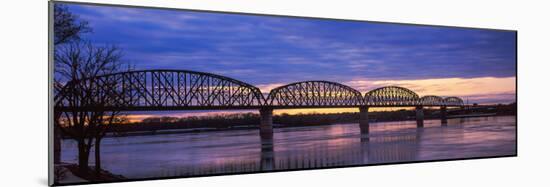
[261,127,425,171]
[55,69,467,137]
[157,125,427,175]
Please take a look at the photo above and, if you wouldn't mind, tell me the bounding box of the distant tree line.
[73,103,515,136]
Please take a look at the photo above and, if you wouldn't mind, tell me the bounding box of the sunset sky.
[60,3,516,120]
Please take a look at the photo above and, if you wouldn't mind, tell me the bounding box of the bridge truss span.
[365,86,420,106]
[265,81,364,108]
[443,96,464,106]
[55,69,265,111]
[421,95,445,106]
[54,69,467,111]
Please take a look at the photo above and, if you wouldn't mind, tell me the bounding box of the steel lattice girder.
[55,70,464,111]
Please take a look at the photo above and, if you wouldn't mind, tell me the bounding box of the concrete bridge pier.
[259,107,274,170]
[416,106,424,128]
[259,108,274,143]
[359,106,370,141]
[440,106,448,126]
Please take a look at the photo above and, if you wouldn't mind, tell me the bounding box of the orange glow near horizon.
[347,76,516,102]
[124,107,418,123]
[121,76,515,123]
[273,107,416,115]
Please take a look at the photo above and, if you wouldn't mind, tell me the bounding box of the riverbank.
[58,103,513,139]
[54,162,126,184]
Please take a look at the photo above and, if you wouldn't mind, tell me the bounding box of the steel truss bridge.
[52,69,480,167]
[54,69,464,112]
[54,68,481,151]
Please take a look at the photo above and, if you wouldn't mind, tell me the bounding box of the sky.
[58,3,516,120]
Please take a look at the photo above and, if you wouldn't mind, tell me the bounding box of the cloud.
[61,3,516,105]
[74,4,202,31]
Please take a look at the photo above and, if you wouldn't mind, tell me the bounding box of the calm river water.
[61,116,516,180]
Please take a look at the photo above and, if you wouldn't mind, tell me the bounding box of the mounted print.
[49,1,517,186]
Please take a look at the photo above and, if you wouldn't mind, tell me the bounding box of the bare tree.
[54,4,91,45]
[87,83,129,175]
[92,112,128,175]
[53,3,92,166]
[54,41,126,175]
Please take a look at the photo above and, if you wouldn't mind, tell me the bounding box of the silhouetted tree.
[54,41,126,175]
[52,3,92,166]
[92,112,127,175]
[53,4,91,45]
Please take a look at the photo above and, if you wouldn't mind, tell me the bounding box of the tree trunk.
[94,137,102,175]
[77,139,90,175]
[54,125,61,164]
[53,110,62,164]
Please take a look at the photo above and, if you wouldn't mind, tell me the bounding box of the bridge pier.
[359,106,370,140]
[259,108,274,170]
[260,140,275,171]
[259,108,274,142]
[416,106,424,128]
[440,106,448,126]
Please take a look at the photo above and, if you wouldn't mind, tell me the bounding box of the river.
[61,115,516,180]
